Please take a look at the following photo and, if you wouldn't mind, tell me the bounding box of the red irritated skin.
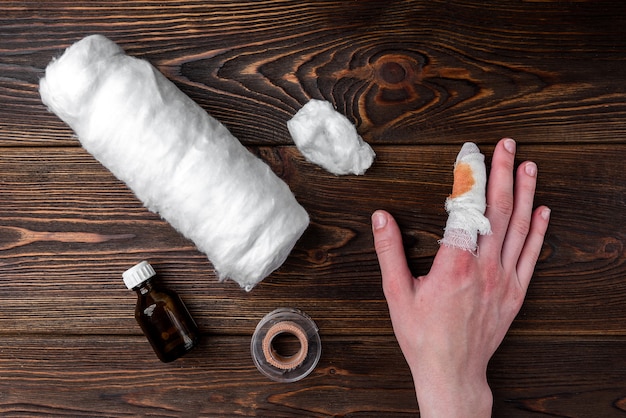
[371,138,551,418]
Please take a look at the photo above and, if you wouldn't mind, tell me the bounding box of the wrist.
[412,370,493,418]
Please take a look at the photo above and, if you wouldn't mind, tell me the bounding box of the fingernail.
[372,211,387,230]
[504,138,516,154]
[541,207,551,221]
[525,161,537,177]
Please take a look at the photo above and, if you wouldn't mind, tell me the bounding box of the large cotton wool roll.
[39,35,309,291]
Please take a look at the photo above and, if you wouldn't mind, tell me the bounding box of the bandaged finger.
[439,142,491,252]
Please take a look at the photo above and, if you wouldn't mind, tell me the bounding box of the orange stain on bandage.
[450,162,475,198]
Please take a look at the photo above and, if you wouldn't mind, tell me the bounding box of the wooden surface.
[1,1,626,416]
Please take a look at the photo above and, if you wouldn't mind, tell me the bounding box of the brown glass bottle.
[123,261,199,363]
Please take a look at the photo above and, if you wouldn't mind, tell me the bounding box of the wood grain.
[2,1,626,146]
[1,145,625,336]
[2,1,626,416]
[0,335,625,417]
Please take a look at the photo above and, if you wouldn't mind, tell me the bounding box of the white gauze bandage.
[439,142,491,253]
[287,99,375,176]
[39,35,309,291]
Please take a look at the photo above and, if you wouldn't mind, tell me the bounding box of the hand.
[371,138,550,417]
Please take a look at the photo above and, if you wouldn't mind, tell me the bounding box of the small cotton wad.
[39,35,309,291]
[287,99,375,176]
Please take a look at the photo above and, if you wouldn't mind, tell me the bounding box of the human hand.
[371,138,550,417]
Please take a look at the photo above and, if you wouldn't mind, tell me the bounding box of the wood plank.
[0,144,625,336]
[2,1,626,146]
[490,335,626,418]
[0,335,418,417]
[0,335,624,417]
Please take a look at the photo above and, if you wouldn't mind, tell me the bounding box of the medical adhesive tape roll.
[251,308,321,383]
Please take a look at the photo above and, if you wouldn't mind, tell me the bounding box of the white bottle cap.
[123,260,156,289]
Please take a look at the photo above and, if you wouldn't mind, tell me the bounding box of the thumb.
[371,210,415,298]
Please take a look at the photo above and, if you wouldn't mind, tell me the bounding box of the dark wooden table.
[2,1,626,416]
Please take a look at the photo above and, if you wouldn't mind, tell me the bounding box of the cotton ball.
[287,99,375,175]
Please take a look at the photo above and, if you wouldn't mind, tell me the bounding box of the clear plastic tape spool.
[251,308,321,383]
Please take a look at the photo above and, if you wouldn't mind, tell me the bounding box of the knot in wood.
[373,54,420,88]
[379,61,407,85]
